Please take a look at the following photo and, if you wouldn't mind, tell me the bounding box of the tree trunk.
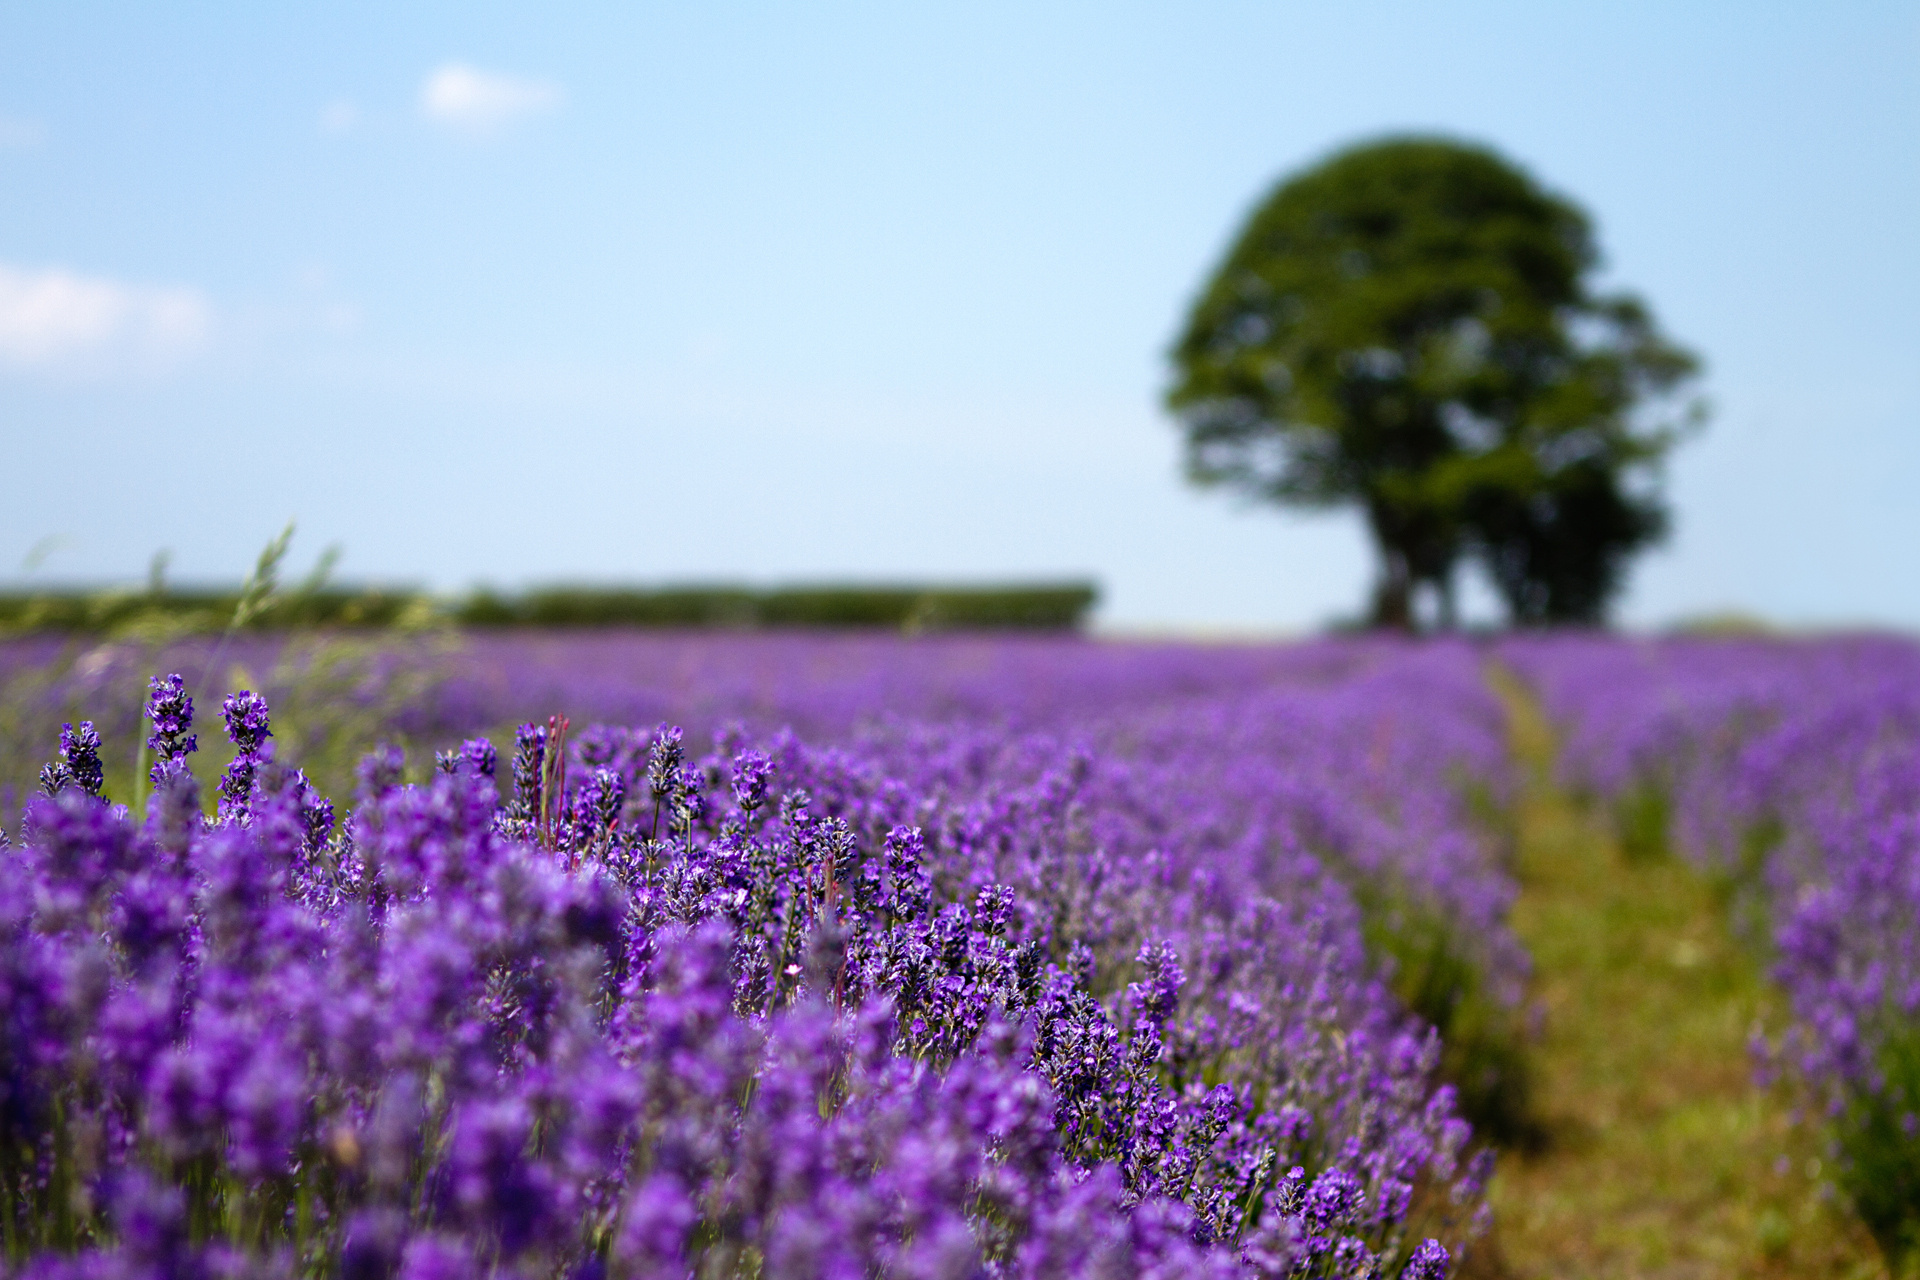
[1368,550,1414,631]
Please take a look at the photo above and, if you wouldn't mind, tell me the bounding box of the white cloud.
[419,63,560,135]
[318,99,359,137]
[0,262,211,373]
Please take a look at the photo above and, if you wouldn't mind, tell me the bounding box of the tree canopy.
[1166,137,1701,627]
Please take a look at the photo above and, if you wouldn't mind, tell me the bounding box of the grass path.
[1471,674,1884,1279]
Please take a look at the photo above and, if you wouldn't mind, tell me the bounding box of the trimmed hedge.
[460,584,1098,630]
[0,582,1099,633]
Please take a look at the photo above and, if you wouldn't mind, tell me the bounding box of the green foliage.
[1835,1020,1920,1274]
[461,586,759,628]
[1613,779,1672,863]
[228,634,458,799]
[228,522,295,631]
[1709,816,1785,955]
[1167,136,1701,627]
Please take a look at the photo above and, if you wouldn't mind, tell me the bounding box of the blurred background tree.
[1167,137,1702,628]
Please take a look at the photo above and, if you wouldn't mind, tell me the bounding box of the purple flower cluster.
[0,648,1507,1278]
[440,634,1526,1010]
[215,691,273,824]
[37,721,103,800]
[1501,633,1920,1262]
[144,673,199,793]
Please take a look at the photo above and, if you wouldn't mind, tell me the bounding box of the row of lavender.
[1500,633,1920,1263]
[1,637,1517,1278]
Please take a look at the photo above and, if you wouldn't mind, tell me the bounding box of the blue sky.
[1,2,1915,630]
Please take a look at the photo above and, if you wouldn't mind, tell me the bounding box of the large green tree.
[1166,137,1701,627]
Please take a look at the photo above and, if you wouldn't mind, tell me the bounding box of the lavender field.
[2,630,1918,1278]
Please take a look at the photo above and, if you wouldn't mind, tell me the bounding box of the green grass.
[0,632,456,813]
[1469,671,1885,1279]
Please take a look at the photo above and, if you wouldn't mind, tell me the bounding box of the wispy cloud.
[0,262,210,373]
[419,63,560,135]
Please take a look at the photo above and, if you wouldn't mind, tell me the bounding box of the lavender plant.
[1,670,1490,1278]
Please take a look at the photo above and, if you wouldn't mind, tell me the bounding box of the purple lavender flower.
[107,1169,189,1270]
[217,690,273,822]
[222,689,272,755]
[397,1236,481,1280]
[730,747,773,816]
[505,723,545,835]
[39,721,105,799]
[885,824,930,920]
[645,725,686,841]
[571,766,624,841]
[143,673,196,785]
[437,737,501,782]
[645,725,685,797]
[1129,939,1184,1031]
[356,743,406,798]
[338,1207,409,1280]
[616,1174,696,1272]
[462,737,498,779]
[0,649,1509,1277]
[36,760,72,798]
[65,721,104,798]
[1404,1237,1452,1280]
[443,1098,566,1256]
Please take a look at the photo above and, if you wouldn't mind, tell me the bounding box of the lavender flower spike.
[145,674,196,758]
[218,689,273,821]
[42,721,105,798]
[1404,1238,1451,1280]
[63,722,104,797]
[144,673,197,787]
[222,689,272,755]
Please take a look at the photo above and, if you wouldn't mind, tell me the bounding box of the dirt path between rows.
[1470,674,1882,1279]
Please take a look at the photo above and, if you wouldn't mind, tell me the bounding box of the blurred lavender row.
[0,635,1514,1277]
[1500,632,1920,1262]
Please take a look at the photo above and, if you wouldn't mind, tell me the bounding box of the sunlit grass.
[1473,671,1884,1279]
